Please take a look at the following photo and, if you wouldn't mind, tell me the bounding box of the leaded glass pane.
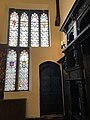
[9,12,19,47]
[40,13,49,47]
[20,12,28,47]
[5,50,17,91]
[31,13,39,47]
[18,50,28,90]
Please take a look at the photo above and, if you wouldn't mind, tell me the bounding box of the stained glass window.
[5,9,50,91]
[5,50,17,91]
[20,12,28,47]
[9,12,19,47]
[18,50,28,90]
[40,13,49,47]
[5,9,30,91]
[31,13,39,47]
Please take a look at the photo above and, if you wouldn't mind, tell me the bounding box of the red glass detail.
[12,20,16,26]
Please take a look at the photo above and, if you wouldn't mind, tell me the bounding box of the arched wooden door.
[39,61,63,116]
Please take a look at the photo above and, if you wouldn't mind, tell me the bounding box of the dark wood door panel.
[40,61,63,116]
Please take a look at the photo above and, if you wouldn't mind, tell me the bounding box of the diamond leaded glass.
[18,50,28,90]
[40,13,49,47]
[9,12,19,47]
[5,50,17,91]
[5,9,50,91]
[31,13,39,47]
[20,12,28,47]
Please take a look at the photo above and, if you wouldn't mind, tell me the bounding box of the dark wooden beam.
[55,0,60,26]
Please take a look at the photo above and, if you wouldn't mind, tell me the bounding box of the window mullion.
[15,49,19,91]
[15,12,20,91]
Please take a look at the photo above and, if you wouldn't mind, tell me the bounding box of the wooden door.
[39,61,63,116]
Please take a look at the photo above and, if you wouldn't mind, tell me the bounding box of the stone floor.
[26,114,64,120]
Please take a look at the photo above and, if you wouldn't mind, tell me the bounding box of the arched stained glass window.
[9,12,19,47]
[31,13,39,47]
[5,9,50,91]
[20,12,28,47]
[18,50,29,90]
[40,13,49,47]
[5,50,17,91]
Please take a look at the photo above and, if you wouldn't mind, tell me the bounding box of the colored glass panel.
[5,50,17,91]
[40,13,49,47]
[5,9,50,91]
[20,12,28,47]
[31,13,39,47]
[9,12,19,47]
[18,50,28,90]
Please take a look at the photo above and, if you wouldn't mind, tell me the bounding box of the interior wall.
[0,0,63,118]
[0,0,76,118]
[60,0,76,47]
[60,0,76,27]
